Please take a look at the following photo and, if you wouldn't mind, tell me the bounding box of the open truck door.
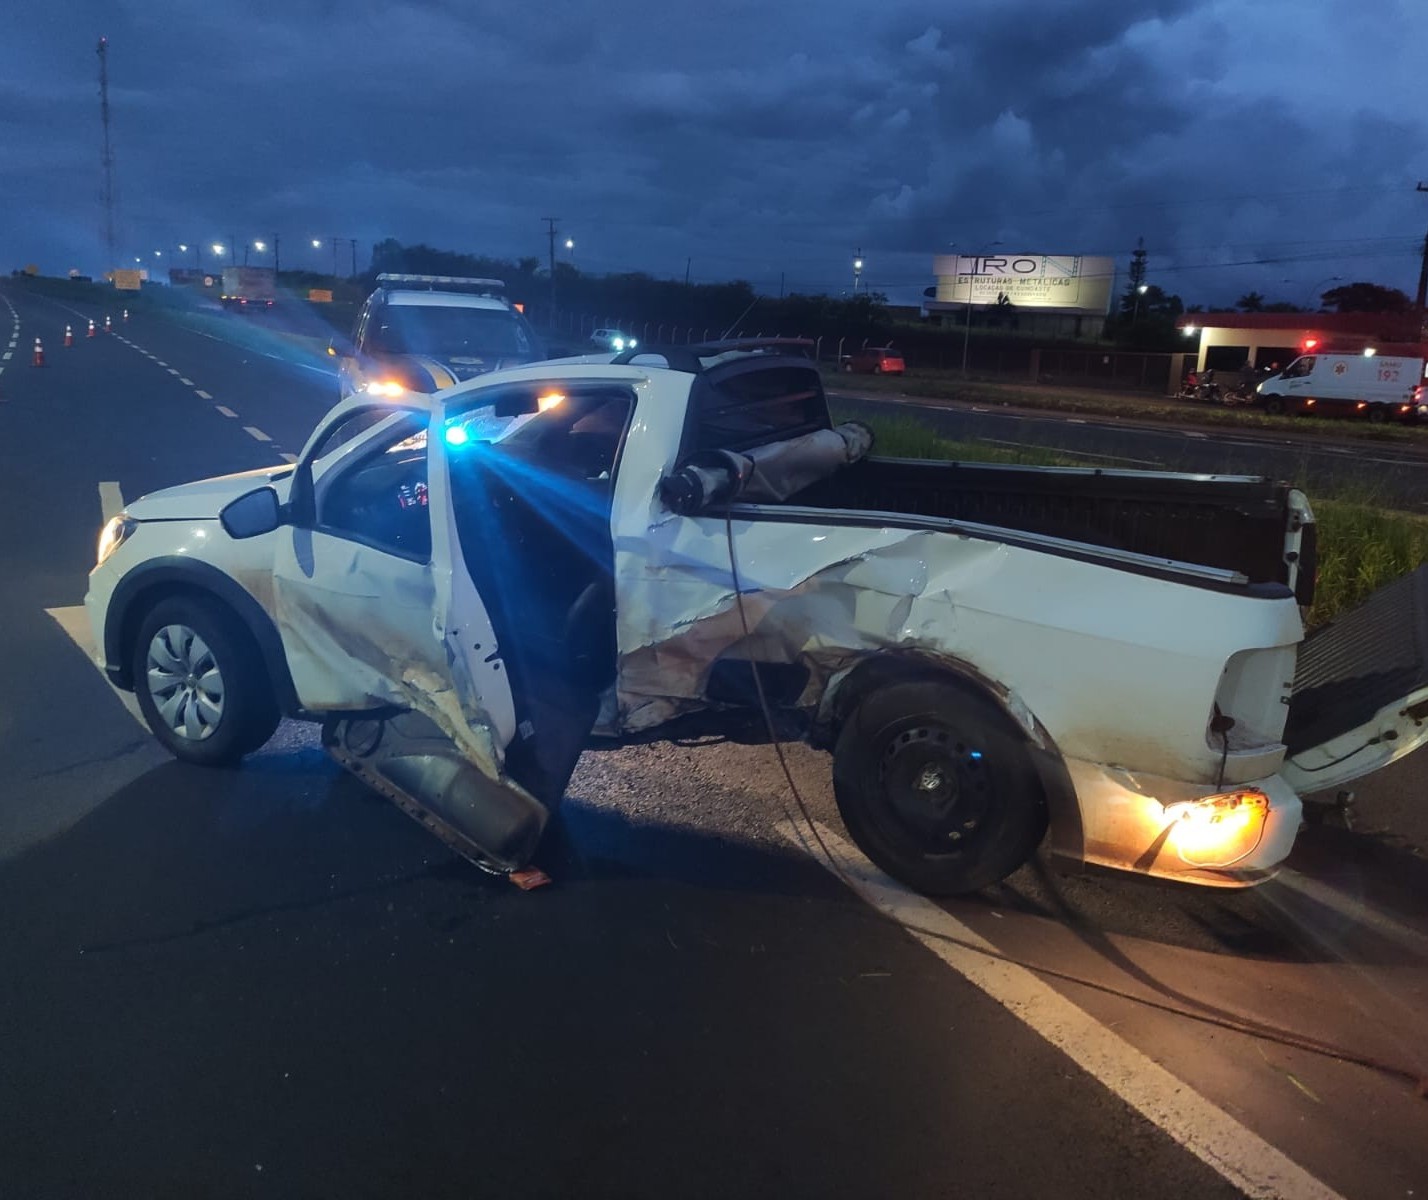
[269,398,559,873]
[1282,565,1428,795]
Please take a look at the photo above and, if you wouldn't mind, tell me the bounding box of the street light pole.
[853,249,863,294]
[1133,282,1148,325]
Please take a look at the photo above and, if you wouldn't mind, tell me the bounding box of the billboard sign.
[112,269,143,291]
[932,254,1114,314]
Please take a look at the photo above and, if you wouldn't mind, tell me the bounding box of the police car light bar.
[376,274,507,292]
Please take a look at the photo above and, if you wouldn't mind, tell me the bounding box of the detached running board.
[1282,564,1428,793]
[323,712,548,874]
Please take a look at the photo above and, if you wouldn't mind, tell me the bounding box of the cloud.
[2,0,1425,306]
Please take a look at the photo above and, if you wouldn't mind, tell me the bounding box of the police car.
[331,274,545,399]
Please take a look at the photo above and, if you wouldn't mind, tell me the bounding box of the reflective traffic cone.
[64,324,74,347]
[31,337,45,367]
[103,314,112,333]
[87,318,96,338]
[122,308,129,323]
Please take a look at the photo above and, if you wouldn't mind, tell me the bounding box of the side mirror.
[219,486,283,539]
[328,336,355,358]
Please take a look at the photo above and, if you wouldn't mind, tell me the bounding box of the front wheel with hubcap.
[832,679,1047,895]
[133,596,280,766]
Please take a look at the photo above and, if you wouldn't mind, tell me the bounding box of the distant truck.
[1257,351,1426,422]
[220,266,276,311]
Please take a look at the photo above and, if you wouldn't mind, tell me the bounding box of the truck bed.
[787,456,1314,602]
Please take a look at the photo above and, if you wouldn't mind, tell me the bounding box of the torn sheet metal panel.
[613,510,1304,784]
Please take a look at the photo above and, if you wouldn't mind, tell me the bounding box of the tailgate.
[1281,564,1428,793]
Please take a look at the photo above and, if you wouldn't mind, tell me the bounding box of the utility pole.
[684,257,691,287]
[330,237,340,280]
[273,235,280,276]
[1415,182,1428,311]
[96,37,117,274]
[350,238,357,278]
[542,217,559,318]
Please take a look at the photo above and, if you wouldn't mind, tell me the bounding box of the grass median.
[840,410,1428,627]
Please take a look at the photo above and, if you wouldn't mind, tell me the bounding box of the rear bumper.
[1066,759,1302,888]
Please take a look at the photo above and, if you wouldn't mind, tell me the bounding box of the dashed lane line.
[215,405,238,418]
[244,425,272,442]
[196,390,213,400]
[98,481,125,524]
[781,820,1344,1200]
[166,368,180,376]
[179,377,194,386]
[2,351,11,361]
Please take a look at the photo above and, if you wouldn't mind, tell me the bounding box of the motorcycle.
[1178,369,1221,404]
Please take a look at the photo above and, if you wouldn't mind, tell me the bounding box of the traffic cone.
[87,318,96,338]
[103,314,112,333]
[64,324,74,347]
[32,337,45,367]
[122,308,129,323]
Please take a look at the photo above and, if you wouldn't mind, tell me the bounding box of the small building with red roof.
[1174,311,1426,373]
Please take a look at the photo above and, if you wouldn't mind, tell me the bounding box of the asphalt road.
[2,282,1427,1200]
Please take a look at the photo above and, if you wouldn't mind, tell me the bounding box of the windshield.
[367,304,536,360]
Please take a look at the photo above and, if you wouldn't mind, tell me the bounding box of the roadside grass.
[1309,501,1428,625]
[841,408,1428,628]
[825,365,1428,446]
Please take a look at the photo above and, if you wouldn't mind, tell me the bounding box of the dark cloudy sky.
[6,0,1426,307]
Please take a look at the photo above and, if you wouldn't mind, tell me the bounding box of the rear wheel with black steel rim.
[832,679,1047,895]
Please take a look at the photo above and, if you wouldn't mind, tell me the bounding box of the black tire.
[872,364,883,375]
[832,680,1047,895]
[1367,405,1387,424]
[132,595,280,766]
[841,362,853,373]
[1263,396,1285,416]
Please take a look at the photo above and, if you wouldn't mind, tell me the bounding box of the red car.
[842,345,905,375]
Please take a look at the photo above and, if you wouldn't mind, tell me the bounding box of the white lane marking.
[196,389,213,400]
[1185,431,1210,439]
[2,351,10,361]
[279,452,299,464]
[244,425,271,442]
[180,325,338,378]
[1274,869,1428,958]
[155,360,168,367]
[166,368,180,376]
[179,377,194,386]
[98,481,125,523]
[980,438,1161,467]
[782,821,1344,1200]
[1068,418,1087,424]
[45,606,148,730]
[215,405,238,418]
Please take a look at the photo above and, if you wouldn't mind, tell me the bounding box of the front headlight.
[96,515,137,567]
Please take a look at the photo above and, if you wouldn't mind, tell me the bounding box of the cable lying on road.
[722,512,1428,1101]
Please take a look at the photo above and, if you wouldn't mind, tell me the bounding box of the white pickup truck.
[85,341,1428,894]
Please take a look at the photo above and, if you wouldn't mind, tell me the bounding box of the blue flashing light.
[969,751,983,760]
[445,424,470,447]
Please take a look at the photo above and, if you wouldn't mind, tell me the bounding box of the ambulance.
[1257,349,1426,422]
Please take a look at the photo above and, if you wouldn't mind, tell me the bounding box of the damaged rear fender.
[816,650,1083,865]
